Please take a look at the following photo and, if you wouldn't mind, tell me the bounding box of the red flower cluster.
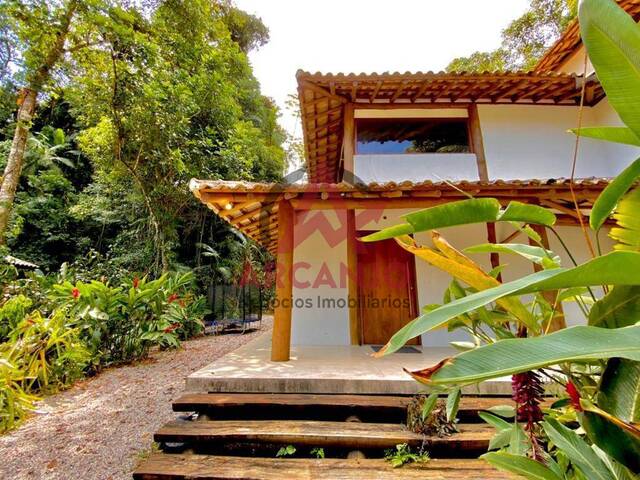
[132,277,139,289]
[566,381,583,411]
[163,323,180,333]
[167,293,179,303]
[512,371,545,427]
[71,287,80,299]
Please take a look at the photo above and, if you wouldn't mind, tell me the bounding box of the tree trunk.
[0,0,78,244]
[0,89,37,244]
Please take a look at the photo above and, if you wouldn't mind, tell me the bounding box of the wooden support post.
[486,222,502,281]
[271,200,294,361]
[530,224,566,332]
[468,104,500,278]
[342,103,355,184]
[346,210,361,345]
[468,103,489,182]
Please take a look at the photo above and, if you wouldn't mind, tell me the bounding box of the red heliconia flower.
[71,287,80,299]
[167,293,179,303]
[512,371,545,427]
[163,323,180,333]
[566,381,583,411]
[132,277,139,289]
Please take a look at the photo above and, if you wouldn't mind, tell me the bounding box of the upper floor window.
[355,118,470,155]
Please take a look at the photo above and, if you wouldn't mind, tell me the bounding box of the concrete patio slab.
[186,334,512,395]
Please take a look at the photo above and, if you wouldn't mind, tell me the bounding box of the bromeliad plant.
[362,0,640,477]
[50,271,207,365]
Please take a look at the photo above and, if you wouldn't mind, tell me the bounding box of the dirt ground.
[0,317,272,480]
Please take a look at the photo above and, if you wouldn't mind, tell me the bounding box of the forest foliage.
[0,0,286,278]
[447,0,578,72]
[0,0,283,434]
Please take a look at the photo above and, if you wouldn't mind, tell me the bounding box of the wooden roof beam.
[489,80,529,102]
[369,80,383,103]
[410,80,433,103]
[390,80,408,103]
[350,82,358,102]
[300,80,348,104]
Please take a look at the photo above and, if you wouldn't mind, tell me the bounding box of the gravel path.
[0,317,272,480]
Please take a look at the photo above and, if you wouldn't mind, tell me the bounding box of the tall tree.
[67,0,284,274]
[447,0,578,72]
[0,1,79,244]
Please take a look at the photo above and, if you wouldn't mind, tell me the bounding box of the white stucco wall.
[291,209,350,345]
[477,102,637,180]
[556,46,594,76]
[354,153,479,183]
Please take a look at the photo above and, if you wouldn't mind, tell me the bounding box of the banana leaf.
[397,234,536,329]
[589,285,640,329]
[610,187,640,251]
[579,0,640,139]
[374,251,640,356]
[465,243,561,267]
[543,418,617,480]
[582,359,640,472]
[361,199,555,242]
[589,158,640,231]
[481,452,563,480]
[405,325,640,386]
[571,127,640,146]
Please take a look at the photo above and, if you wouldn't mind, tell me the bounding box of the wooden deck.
[134,393,516,479]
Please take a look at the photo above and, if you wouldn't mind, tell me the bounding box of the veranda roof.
[190,177,610,254]
[534,0,640,73]
[296,70,604,183]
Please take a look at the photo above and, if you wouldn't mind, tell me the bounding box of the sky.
[234,0,531,139]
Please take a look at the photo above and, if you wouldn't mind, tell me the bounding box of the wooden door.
[357,234,419,345]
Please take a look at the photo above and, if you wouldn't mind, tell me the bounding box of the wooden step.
[134,454,512,479]
[155,419,493,452]
[173,393,517,422]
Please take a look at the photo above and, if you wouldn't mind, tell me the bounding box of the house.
[190,1,640,364]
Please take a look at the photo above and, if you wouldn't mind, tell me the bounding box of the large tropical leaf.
[481,452,563,480]
[361,199,555,242]
[598,359,640,424]
[406,325,640,386]
[396,234,535,328]
[465,243,561,267]
[583,409,640,473]
[543,418,616,480]
[374,251,640,355]
[610,187,640,250]
[582,358,640,472]
[571,126,640,146]
[589,158,640,231]
[579,0,640,139]
[589,285,640,329]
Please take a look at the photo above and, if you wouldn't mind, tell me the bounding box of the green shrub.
[0,295,32,343]
[0,269,209,434]
[0,357,38,433]
[4,310,90,392]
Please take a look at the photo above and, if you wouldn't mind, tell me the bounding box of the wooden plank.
[172,394,533,422]
[134,454,513,480]
[271,201,294,362]
[173,394,521,412]
[154,420,494,451]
